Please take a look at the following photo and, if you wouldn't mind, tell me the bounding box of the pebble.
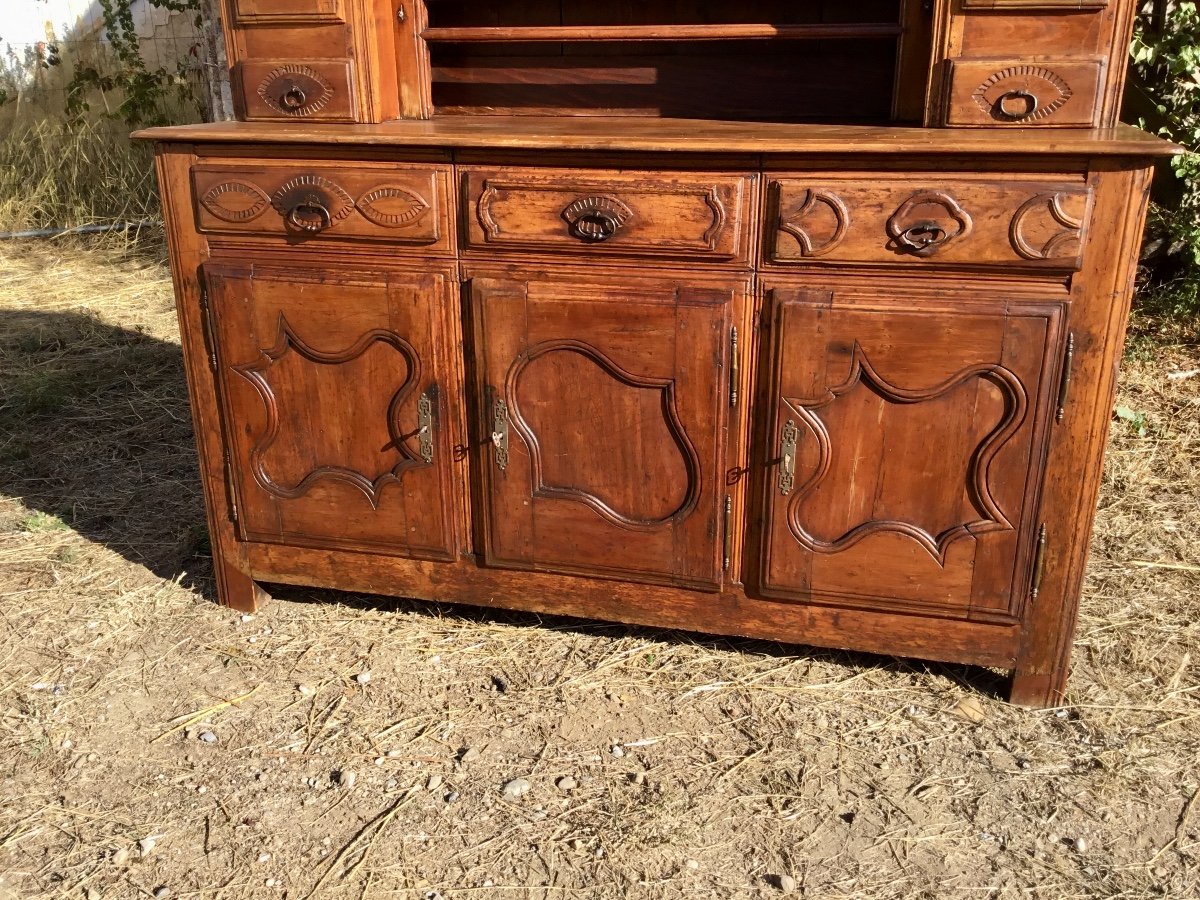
[776,874,798,893]
[355,670,372,685]
[685,859,699,870]
[265,878,277,887]
[445,791,460,804]
[111,849,131,867]
[610,744,625,758]
[386,778,398,790]
[630,772,645,785]
[374,757,386,766]
[198,731,218,744]
[240,614,254,623]
[153,888,170,900]
[61,739,73,750]
[426,774,443,791]
[258,852,271,863]
[556,776,577,791]
[139,836,158,854]
[297,684,316,697]
[337,770,357,789]
[502,777,532,799]
[1074,837,1088,854]
[460,747,481,764]
[85,889,101,900]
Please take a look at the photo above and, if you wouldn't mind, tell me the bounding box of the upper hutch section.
[220,0,1137,127]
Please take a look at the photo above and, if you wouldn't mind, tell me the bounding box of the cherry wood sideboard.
[139,1,1178,705]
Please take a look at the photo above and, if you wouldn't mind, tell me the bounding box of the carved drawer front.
[462,168,753,264]
[237,59,356,122]
[768,175,1092,270]
[193,160,453,249]
[757,285,1066,623]
[943,58,1104,127]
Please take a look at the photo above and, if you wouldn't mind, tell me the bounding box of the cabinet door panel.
[204,263,459,559]
[758,287,1064,622]
[471,275,733,590]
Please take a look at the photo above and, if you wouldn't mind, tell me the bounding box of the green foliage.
[66,0,201,127]
[1131,2,1200,318]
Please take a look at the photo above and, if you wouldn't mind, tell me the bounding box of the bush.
[1131,1,1200,320]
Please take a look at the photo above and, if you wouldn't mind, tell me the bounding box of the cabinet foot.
[1008,669,1068,708]
[215,557,270,613]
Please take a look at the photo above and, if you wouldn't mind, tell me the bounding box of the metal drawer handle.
[896,221,949,255]
[996,88,1038,120]
[778,419,798,496]
[561,195,633,243]
[280,84,308,111]
[284,195,332,233]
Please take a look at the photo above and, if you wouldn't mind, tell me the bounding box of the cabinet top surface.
[135,117,1180,158]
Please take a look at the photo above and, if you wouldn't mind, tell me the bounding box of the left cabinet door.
[202,262,460,560]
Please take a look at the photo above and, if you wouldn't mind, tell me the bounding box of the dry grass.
[0,241,1197,899]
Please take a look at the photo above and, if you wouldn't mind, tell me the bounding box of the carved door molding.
[756,285,1065,623]
[203,261,460,559]
[470,274,735,590]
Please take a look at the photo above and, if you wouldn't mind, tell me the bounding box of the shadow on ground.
[0,307,1010,698]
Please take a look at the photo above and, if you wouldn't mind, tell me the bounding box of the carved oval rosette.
[356,186,432,228]
[257,64,335,118]
[972,65,1073,123]
[201,180,271,223]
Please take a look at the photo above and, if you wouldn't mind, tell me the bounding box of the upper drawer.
[766,175,1093,271]
[237,59,356,122]
[461,167,754,264]
[192,159,454,250]
[943,58,1104,127]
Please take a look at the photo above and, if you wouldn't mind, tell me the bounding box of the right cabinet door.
[757,286,1066,623]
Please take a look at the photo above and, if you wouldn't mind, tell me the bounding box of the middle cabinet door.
[469,273,737,590]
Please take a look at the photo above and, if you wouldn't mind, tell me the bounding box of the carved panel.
[356,187,431,228]
[1009,190,1090,262]
[233,0,344,24]
[238,59,356,123]
[777,188,849,258]
[783,344,1026,564]
[234,314,426,509]
[886,191,973,257]
[508,340,701,530]
[200,180,270,223]
[972,66,1073,123]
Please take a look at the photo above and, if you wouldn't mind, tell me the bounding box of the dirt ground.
[0,242,1197,900]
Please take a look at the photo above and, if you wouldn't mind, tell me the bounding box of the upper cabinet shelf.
[419,23,906,42]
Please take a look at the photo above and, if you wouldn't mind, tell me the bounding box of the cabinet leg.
[1008,668,1068,708]
[214,554,269,613]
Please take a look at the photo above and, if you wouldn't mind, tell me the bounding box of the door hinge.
[199,283,218,372]
[729,325,740,408]
[1055,332,1074,423]
[223,452,239,524]
[722,494,733,571]
[1030,524,1047,599]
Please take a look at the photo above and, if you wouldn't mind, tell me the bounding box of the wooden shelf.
[420,23,905,43]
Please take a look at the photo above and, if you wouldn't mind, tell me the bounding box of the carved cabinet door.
[203,262,459,560]
[757,286,1066,622]
[470,275,734,590]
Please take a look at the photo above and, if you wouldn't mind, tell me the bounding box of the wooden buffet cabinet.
[139,0,1178,705]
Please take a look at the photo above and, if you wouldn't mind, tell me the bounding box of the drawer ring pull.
[284,196,333,233]
[562,195,633,243]
[996,88,1038,121]
[896,221,949,255]
[279,84,308,111]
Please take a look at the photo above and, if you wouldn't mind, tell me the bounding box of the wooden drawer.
[237,59,357,122]
[462,167,753,264]
[192,159,454,250]
[943,58,1104,127]
[766,175,1092,270]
